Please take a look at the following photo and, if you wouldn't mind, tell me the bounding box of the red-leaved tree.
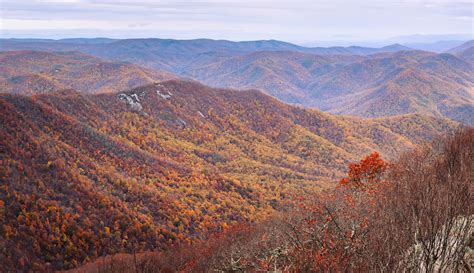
[339,151,387,191]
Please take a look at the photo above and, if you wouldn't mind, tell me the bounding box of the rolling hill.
[0,38,410,73]
[0,80,456,271]
[1,40,471,123]
[0,50,176,95]
[447,40,474,63]
[184,50,363,103]
[445,40,474,54]
[186,50,474,123]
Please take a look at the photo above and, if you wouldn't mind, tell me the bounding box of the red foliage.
[339,152,387,190]
[69,128,473,272]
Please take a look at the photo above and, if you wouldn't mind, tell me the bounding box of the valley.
[1,39,473,123]
[0,36,472,272]
[0,79,457,270]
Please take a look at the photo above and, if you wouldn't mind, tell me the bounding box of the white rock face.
[131,94,140,102]
[156,90,171,99]
[118,93,143,111]
[156,84,172,99]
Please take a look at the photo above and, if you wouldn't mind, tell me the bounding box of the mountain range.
[188,49,473,123]
[0,80,457,270]
[0,38,410,72]
[0,50,175,95]
[1,39,472,124]
[1,35,472,271]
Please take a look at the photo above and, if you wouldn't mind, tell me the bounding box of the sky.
[1,0,472,43]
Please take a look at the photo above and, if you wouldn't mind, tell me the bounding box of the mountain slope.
[444,40,474,64]
[0,38,410,73]
[187,50,474,123]
[4,38,467,123]
[184,51,363,103]
[0,80,456,271]
[0,51,176,95]
[445,40,474,54]
[405,40,469,52]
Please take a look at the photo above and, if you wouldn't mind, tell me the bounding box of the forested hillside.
[187,50,474,123]
[0,51,176,95]
[71,128,474,272]
[1,39,471,123]
[0,80,456,271]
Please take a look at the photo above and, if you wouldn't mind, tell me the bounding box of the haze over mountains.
[1,38,473,123]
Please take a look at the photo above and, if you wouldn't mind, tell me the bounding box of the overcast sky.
[1,0,472,43]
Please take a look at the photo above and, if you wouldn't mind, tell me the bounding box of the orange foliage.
[339,152,387,190]
[0,80,455,271]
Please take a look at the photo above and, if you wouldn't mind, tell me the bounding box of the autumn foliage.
[76,127,472,273]
[339,151,387,189]
[0,81,462,271]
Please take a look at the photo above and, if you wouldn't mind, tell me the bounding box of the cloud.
[1,0,472,41]
[36,0,82,3]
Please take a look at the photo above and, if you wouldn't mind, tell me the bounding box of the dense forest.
[2,40,472,124]
[1,0,473,271]
[0,80,458,271]
[71,128,474,272]
[0,51,175,95]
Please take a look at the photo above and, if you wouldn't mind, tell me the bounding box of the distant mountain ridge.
[0,38,411,73]
[445,40,474,63]
[0,50,176,95]
[445,40,474,54]
[186,49,474,124]
[1,38,472,124]
[405,40,468,52]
